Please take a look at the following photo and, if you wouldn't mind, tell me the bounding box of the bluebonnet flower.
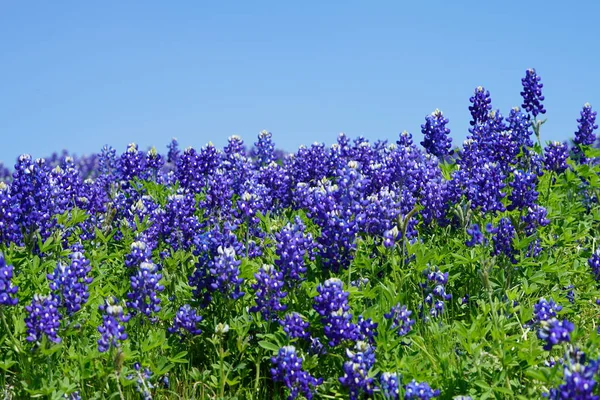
[531,298,574,351]
[166,138,180,164]
[126,261,164,320]
[47,251,93,315]
[544,142,570,173]
[574,103,598,147]
[383,226,401,248]
[97,297,130,353]
[118,143,147,183]
[168,304,203,337]
[25,294,62,344]
[249,265,287,321]
[469,86,493,126]
[420,109,452,158]
[537,319,574,351]
[546,347,600,399]
[380,372,401,400]
[487,218,517,263]
[0,254,18,306]
[253,130,276,167]
[357,316,378,344]
[384,304,415,336]
[506,106,534,149]
[404,380,440,399]
[420,268,452,319]
[508,170,538,211]
[465,224,486,247]
[128,363,154,400]
[589,249,600,281]
[0,182,20,245]
[280,312,310,340]
[521,68,546,117]
[125,240,152,268]
[313,278,359,346]
[270,345,322,400]
[209,246,244,300]
[308,337,326,356]
[532,298,562,324]
[339,341,376,400]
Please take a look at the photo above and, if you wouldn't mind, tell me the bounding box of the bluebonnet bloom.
[117,143,147,183]
[574,103,598,147]
[313,278,359,346]
[589,249,600,281]
[465,224,486,247]
[380,372,401,400]
[128,363,154,400]
[544,142,570,173]
[420,268,452,319]
[339,341,376,400]
[166,138,180,164]
[384,304,415,336]
[280,312,310,340]
[168,304,203,337]
[208,246,245,300]
[487,218,517,263]
[404,380,441,399]
[25,294,62,344]
[253,130,276,167]
[521,68,546,117]
[0,254,18,306]
[357,316,378,344]
[47,251,93,315]
[531,298,574,351]
[506,106,534,149]
[97,297,130,353]
[249,265,287,321]
[0,182,20,245]
[469,86,493,126]
[270,346,322,400]
[537,319,574,351]
[125,240,152,269]
[508,170,538,211]
[420,109,452,158]
[546,347,600,399]
[126,261,164,320]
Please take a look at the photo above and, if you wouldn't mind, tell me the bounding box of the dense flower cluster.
[404,380,441,399]
[420,109,452,158]
[0,254,18,306]
[520,68,546,117]
[313,278,359,346]
[546,347,600,399]
[339,341,376,399]
[25,294,62,344]
[168,304,203,337]
[544,142,570,173]
[420,268,452,319]
[531,298,574,351]
[249,264,287,321]
[97,298,131,352]
[384,304,415,336]
[127,261,165,320]
[47,250,93,315]
[280,312,310,340]
[271,346,322,400]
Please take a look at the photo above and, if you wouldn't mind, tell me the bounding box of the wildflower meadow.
[2,68,600,399]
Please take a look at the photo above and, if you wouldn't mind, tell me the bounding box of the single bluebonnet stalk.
[487,218,517,264]
[574,103,598,147]
[404,380,441,399]
[280,312,310,340]
[275,217,316,283]
[249,264,287,321]
[420,267,452,319]
[546,346,600,399]
[339,341,376,400]
[508,170,538,211]
[521,68,546,117]
[128,363,154,400]
[469,86,493,126]
[166,138,180,164]
[254,130,276,167]
[420,109,452,158]
[357,316,378,344]
[589,249,600,281]
[0,254,18,306]
[543,142,570,173]
[25,294,62,344]
[313,278,359,346]
[380,372,401,400]
[209,246,245,300]
[47,250,93,315]
[168,304,203,337]
[97,297,130,353]
[126,261,164,320]
[532,298,562,324]
[384,304,415,336]
[465,224,486,247]
[531,298,574,351]
[270,345,322,400]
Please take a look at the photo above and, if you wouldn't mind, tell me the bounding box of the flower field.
[1,68,600,399]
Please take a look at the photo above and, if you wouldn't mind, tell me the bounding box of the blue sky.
[1,1,598,165]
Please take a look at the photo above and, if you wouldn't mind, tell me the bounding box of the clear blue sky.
[1,1,599,165]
